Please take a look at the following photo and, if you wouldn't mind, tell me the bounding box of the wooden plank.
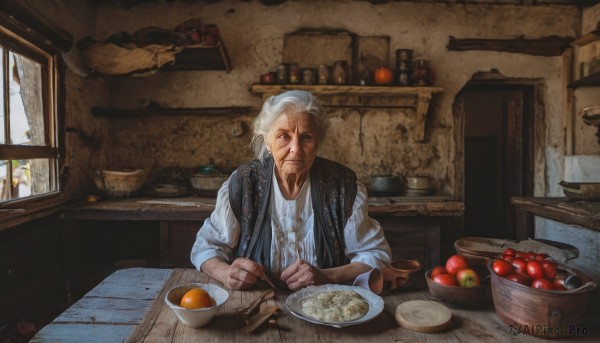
[30,323,135,343]
[511,197,600,232]
[447,35,573,56]
[54,297,154,324]
[86,268,172,299]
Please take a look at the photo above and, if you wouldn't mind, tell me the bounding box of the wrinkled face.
[267,111,318,181]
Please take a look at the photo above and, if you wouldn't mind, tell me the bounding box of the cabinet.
[250,84,443,142]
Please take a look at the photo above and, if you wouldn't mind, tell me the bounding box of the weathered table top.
[32,268,598,342]
[64,196,464,221]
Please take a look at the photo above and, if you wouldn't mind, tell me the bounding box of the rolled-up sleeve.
[344,182,392,269]
[190,179,241,270]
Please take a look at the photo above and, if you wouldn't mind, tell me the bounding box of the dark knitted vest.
[228,156,357,275]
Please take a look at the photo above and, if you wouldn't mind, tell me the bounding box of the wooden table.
[32,268,599,342]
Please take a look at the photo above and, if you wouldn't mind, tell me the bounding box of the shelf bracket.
[415,91,433,142]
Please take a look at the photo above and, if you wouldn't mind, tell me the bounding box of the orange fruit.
[180,287,216,309]
[374,66,394,85]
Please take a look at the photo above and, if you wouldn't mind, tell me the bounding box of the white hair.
[250,90,329,162]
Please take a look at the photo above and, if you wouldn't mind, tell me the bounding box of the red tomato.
[511,258,527,274]
[445,254,469,275]
[553,277,567,291]
[502,254,514,263]
[523,251,536,260]
[433,273,457,287]
[515,252,523,258]
[430,265,446,278]
[492,259,514,276]
[532,278,555,290]
[535,253,548,262]
[503,248,516,256]
[526,260,544,280]
[541,260,557,281]
[505,273,532,286]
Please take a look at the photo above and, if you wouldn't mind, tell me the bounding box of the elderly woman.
[191,90,391,291]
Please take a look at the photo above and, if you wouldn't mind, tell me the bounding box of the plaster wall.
[87,2,585,195]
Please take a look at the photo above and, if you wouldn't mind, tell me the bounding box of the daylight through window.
[0,24,60,202]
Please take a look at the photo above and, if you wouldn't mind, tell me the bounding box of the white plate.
[285,284,384,328]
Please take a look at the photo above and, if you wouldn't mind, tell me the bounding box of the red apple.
[503,248,516,256]
[430,265,446,278]
[492,259,514,276]
[532,278,555,290]
[445,254,469,275]
[432,273,457,287]
[505,273,532,286]
[456,268,481,288]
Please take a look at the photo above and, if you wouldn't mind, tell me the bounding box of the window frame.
[0,8,67,228]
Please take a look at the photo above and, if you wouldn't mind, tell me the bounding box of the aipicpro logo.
[509,322,589,337]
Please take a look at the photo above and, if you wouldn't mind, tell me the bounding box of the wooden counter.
[65,195,464,220]
[32,267,599,343]
[63,196,463,282]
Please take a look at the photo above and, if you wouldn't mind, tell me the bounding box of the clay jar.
[332,60,349,85]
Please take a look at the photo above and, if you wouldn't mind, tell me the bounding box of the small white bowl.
[165,283,230,328]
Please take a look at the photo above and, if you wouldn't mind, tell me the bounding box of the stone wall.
[33,1,596,197]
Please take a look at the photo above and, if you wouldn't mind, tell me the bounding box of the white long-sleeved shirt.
[190,173,392,278]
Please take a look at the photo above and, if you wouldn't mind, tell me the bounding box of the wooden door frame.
[453,73,544,240]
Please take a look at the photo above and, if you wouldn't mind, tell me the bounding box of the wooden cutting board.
[395,300,452,333]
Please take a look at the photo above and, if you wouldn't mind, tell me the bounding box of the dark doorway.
[460,85,534,239]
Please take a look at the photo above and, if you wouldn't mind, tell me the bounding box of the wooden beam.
[447,35,573,57]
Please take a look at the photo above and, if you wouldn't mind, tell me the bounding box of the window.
[0,22,60,203]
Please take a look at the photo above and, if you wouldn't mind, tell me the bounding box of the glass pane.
[10,158,55,199]
[9,52,45,146]
[0,47,4,145]
[0,160,8,200]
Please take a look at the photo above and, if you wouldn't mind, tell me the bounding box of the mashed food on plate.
[301,290,369,322]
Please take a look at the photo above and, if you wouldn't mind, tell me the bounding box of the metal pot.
[370,175,402,196]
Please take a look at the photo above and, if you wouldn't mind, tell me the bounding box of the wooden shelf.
[91,106,256,118]
[568,70,600,88]
[161,42,231,72]
[249,84,444,142]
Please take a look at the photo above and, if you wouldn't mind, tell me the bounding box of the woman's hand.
[202,257,265,290]
[280,258,331,291]
[223,258,266,290]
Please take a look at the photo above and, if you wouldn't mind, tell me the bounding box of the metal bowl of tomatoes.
[487,259,596,338]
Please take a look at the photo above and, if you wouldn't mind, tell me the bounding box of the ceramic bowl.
[425,268,488,308]
[165,283,230,328]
